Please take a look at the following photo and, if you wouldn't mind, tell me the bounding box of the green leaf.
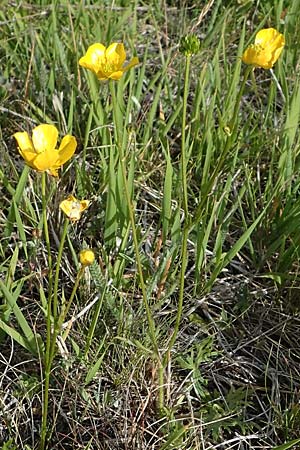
[0,280,40,356]
[3,165,29,242]
[158,424,188,450]
[0,318,36,355]
[272,439,300,450]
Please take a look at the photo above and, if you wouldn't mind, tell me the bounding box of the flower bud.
[79,249,95,266]
[179,34,201,56]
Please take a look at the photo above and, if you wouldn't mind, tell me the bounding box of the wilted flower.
[79,249,95,266]
[14,124,76,177]
[59,195,90,222]
[79,42,139,81]
[242,28,285,69]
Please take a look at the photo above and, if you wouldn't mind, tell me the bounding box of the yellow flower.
[242,28,285,69]
[79,249,95,266]
[79,42,139,81]
[14,124,77,177]
[59,195,90,222]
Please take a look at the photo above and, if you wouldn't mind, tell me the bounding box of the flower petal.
[18,149,38,167]
[79,200,90,211]
[123,56,139,72]
[57,135,77,165]
[33,148,59,171]
[106,43,126,69]
[107,70,125,80]
[32,124,58,153]
[255,28,281,48]
[242,45,273,68]
[79,43,106,72]
[48,167,59,177]
[13,131,35,154]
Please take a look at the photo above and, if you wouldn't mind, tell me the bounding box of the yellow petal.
[255,28,282,48]
[32,148,59,171]
[57,135,77,165]
[96,69,109,80]
[123,56,139,72]
[13,131,35,153]
[79,43,106,71]
[79,200,90,211]
[18,149,38,167]
[106,43,126,69]
[107,70,125,80]
[32,124,58,153]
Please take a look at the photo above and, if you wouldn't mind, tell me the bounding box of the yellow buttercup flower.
[14,124,77,177]
[79,42,139,81]
[59,195,90,222]
[79,249,95,266]
[242,28,285,69]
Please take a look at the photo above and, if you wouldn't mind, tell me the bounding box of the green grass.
[1,0,300,449]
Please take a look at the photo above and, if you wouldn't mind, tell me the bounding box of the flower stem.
[40,254,84,450]
[165,54,191,360]
[52,219,69,321]
[40,172,53,450]
[181,54,191,218]
[109,81,162,404]
[41,215,69,450]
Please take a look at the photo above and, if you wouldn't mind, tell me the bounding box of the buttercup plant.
[193,27,285,227]
[2,5,291,447]
[12,124,80,450]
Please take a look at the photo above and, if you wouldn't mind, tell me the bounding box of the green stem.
[52,219,69,321]
[109,80,161,399]
[229,65,253,132]
[181,54,191,218]
[165,54,191,360]
[40,172,53,450]
[40,265,85,449]
[58,266,85,330]
[41,172,53,298]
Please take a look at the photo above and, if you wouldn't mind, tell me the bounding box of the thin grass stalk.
[194,64,253,223]
[84,285,107,357]
[109,81,163,406]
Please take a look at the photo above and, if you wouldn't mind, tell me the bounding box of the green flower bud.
[179,34,201,56]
